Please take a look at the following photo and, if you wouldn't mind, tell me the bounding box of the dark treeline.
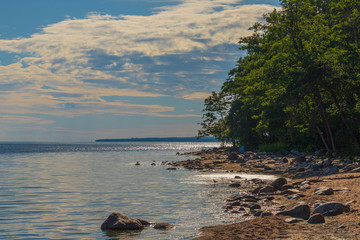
[198,0,360,153]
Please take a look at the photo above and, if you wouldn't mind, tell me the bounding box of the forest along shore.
[167,148,360,240]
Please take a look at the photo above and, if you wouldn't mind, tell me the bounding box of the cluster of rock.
[223,176,352,225]
[277,201,350,224]
[171,149,360,178]
[101,212,174,232]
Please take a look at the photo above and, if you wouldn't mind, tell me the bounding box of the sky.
[0,0,280,142]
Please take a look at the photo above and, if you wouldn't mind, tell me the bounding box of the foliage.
[258,142,289,153]
[198,0,360,153]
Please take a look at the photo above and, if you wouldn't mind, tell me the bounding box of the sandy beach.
[168,149,360,240]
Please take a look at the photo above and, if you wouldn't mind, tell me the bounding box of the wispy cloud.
[0,0,277,119]
[0,115,54,125]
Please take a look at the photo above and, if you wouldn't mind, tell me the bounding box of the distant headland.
[95,137,218,142]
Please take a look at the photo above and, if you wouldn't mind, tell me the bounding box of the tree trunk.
[326,87,360,150]
[313,91,336,152]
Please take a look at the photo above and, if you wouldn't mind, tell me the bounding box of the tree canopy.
[198,0,360,153]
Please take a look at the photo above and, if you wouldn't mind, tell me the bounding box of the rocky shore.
[167,148,360,240]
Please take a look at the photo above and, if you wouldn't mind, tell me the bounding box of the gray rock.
[227,152,239,160]
[276,204,311,219]
[313,202,350,216]
[349,167,360,173]
[229,183,241,188]
[314,187,334,195]
[260,212,273,217]
[300,184,311,191]
[287,194,305,199]
[101,213,146,231]
[271,177,287,190]
[343,164,356,172]
[258,185,275,194]
[281,184,294,191]
[154,222,174,230]
[307,213,325,224]
[249,204,261,210]
[325,166,339,175]
[294,156,306,163]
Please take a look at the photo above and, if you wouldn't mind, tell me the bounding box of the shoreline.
[169,148,360,240]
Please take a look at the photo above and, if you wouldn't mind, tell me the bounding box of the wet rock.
[101,213,147,231]
[307,213,325,224]
[282,157,289,163]
[313,202,350,216]
[276,204,311,219]
[154,222,174,230]
[166,167,177,170]
[314,187,334,195]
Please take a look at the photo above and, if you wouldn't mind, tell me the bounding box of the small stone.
[313,202,350,216]
[260,212,273,217]
[287,194,305,200]
[294,156,306,163]
[101,213,146,231]
[253,211,263,217]
[276,204,311,219]
[229,183,241,188]
[281,184,294,191]
[314,187,334,195]
[258,185,275,194]
[227,152,239,160]
[307,213,325,224]
[271,177,287,190]
[249,204,261,210]
[154,222,174,230]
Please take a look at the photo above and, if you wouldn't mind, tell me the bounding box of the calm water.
[0,142,276,240]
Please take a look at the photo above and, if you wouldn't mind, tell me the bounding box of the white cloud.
[0,0,278,118]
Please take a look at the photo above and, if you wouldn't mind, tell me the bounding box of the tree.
[199,0,360,153]
[197,91,230,145]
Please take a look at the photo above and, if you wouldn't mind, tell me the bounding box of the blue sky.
[0,0,279,142]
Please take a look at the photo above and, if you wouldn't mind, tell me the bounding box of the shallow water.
[0,142,276,239]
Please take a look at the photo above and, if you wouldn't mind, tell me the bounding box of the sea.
[0,142,276,240]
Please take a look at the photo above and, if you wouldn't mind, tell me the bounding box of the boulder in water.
[101,213,147,231]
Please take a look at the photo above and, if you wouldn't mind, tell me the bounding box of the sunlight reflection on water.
[0,142,275,240]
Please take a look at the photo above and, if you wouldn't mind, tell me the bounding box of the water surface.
[0,142,275,239]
